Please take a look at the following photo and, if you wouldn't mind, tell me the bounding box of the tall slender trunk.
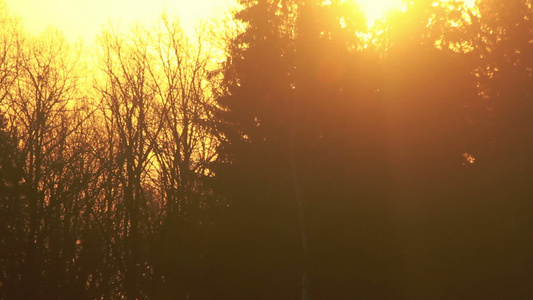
[124,146,140,300]
[290,126,309,300]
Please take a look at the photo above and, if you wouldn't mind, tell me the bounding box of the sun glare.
[356,0,477,27]
[355,0,401,27]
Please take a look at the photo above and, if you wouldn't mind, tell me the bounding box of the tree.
[0,111,25,299]
[0,27,93,298]
[0,0,20,104]
[214,0,384,298]
[96,24,162,299]
[93,19,223,299]
[215,0,523,298]
[469,0,533,294]
[148,17,222,299]
[213,0,303,297]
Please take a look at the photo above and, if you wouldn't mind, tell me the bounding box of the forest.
[1,0,533,299]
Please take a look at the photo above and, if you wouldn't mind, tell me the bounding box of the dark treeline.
[1,0,533,299]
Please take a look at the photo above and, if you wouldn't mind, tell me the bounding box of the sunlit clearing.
[355,0,402,27]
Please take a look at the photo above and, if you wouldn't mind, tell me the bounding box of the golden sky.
[5,0,236,42]
[5,0,475,43]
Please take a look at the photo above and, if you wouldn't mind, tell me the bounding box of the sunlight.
[5,0,479,41]
[355,0,402,27]
[355,0,477,27]
[4,0,235,42]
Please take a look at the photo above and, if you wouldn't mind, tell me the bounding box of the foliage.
[1,0,533,299]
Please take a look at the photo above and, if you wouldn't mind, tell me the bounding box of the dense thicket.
[1,0,533,299]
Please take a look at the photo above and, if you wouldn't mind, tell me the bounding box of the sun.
[355,0,402,27]
[356,0,478,27]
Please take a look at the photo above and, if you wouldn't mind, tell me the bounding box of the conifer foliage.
[1,0,533,298]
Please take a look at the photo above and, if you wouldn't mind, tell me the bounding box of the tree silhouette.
[0,0,532,298]
[0,28,94,299]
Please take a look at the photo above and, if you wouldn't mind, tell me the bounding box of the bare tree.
[95,24,164,299]
[0,0,21,104]
[150,16,219,222]
[1,27,91,298]
[145,17,224,298]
